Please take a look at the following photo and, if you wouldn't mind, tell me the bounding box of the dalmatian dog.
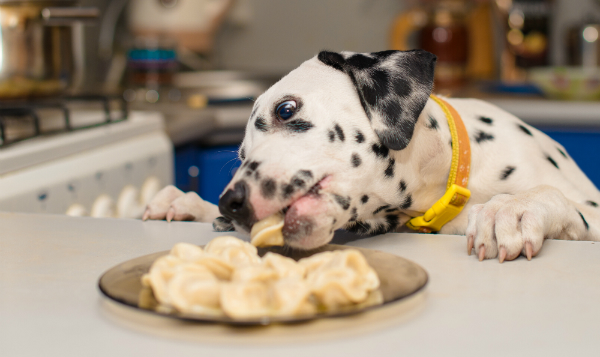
[144,49,600,263]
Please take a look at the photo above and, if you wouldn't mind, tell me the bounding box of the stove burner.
[0,94,127,147]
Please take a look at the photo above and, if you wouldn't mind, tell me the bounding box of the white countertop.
[2,211,600,357]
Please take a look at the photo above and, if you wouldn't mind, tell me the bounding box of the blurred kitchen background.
[2,0,600,219]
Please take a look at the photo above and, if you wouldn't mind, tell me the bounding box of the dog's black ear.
[318,50,436,150]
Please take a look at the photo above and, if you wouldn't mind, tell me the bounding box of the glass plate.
[98,244,428,325]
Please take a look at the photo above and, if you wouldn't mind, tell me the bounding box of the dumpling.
[298,251,334,273]
[142,236,382,319]
[230,263,278,283]
[250,213,285,247]
[262,252,306,280]
[141,255,184,304]
[169,242,204,261]
[167,265,222,316]
[220,281,271,319]
[270,277,315,317]
[192,255,235,281]
[203,236,261,266]
[302,249,380,308]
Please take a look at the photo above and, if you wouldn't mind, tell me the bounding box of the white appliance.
[0,109,173,218]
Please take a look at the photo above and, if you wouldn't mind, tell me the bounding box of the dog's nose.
[218,181,253,226]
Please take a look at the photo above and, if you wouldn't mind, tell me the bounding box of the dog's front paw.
[465,193,545,262]
[464,186,581,263]
[213,216,235,232]
[142,185,220,223]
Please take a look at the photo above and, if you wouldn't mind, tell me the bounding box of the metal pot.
[0,1,97,98]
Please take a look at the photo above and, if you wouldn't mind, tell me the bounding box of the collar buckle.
[406,184,471,233]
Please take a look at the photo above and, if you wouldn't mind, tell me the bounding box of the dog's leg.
[142,185,220,223]
[465,185,600,262]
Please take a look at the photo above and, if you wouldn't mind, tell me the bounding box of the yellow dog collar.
[406,95,471,233]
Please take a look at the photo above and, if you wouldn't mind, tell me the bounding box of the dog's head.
[218,50,436,249]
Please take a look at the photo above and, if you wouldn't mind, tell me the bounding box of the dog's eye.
[276,100,296,120]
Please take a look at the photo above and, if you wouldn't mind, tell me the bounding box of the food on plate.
[302,250,380,308]
[250,213,285,247]
[141,236,381,319]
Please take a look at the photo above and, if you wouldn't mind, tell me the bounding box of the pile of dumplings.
[141,236,382,319]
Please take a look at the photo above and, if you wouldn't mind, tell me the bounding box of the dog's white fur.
[144,52,600,262]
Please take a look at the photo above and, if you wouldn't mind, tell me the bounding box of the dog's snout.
[218,181,253,227]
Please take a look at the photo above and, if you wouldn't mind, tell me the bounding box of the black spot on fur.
[333,195,351,210]
[239,147,245,160]
[260,179,276,199]
[328,130,336,142]
[296,170,313,180]
[426,116,439,130]
[317,51,345,72]
[334,124,345,142]
[286,119,314,133]
[557,147,568,158]
[255,117,268,132]
[248,161,260,172]
[479,116,493,125]
[355,130,365,143]
[361,195,369,204]
[379,99,403,127]
[291,177,306,189]
[519,124,533,136]
[474,131,494,143]
[350,207,358,221]
[373,50,397,59]
[500,166,516,180]
[254,171,261,180]
[373,205,390,215]
[298,170,313,179]
[213,216,235,232]
[393,77,412,98]
[547,155,559,169]
[346,54,378,69]
[360,70,391,107]
[370,223,390,236]
[586,200,598,207]
[386,214,400,230]
[346,221,371,234]
[384,158,395,178]
[385,207,398,213]
[282,184,295,199]
[400,194,412,209]
[371,143,389,159]
[351,153,361,167]
[281,173,308,200]
[399,180,407,193]
[578,210,589,230]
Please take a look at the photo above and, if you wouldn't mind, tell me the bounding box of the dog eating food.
[143,49,600,263]
[250,213,285,247]
[141,236,381,319]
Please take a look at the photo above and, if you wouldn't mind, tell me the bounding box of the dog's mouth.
[277,175,333,248]
[279,175,327,215]
[225,174,335,249]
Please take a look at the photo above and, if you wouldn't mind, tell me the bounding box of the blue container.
[175,145,241,205]
[540,128,600,189]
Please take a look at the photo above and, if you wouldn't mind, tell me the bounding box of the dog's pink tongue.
[285,193,323,221]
